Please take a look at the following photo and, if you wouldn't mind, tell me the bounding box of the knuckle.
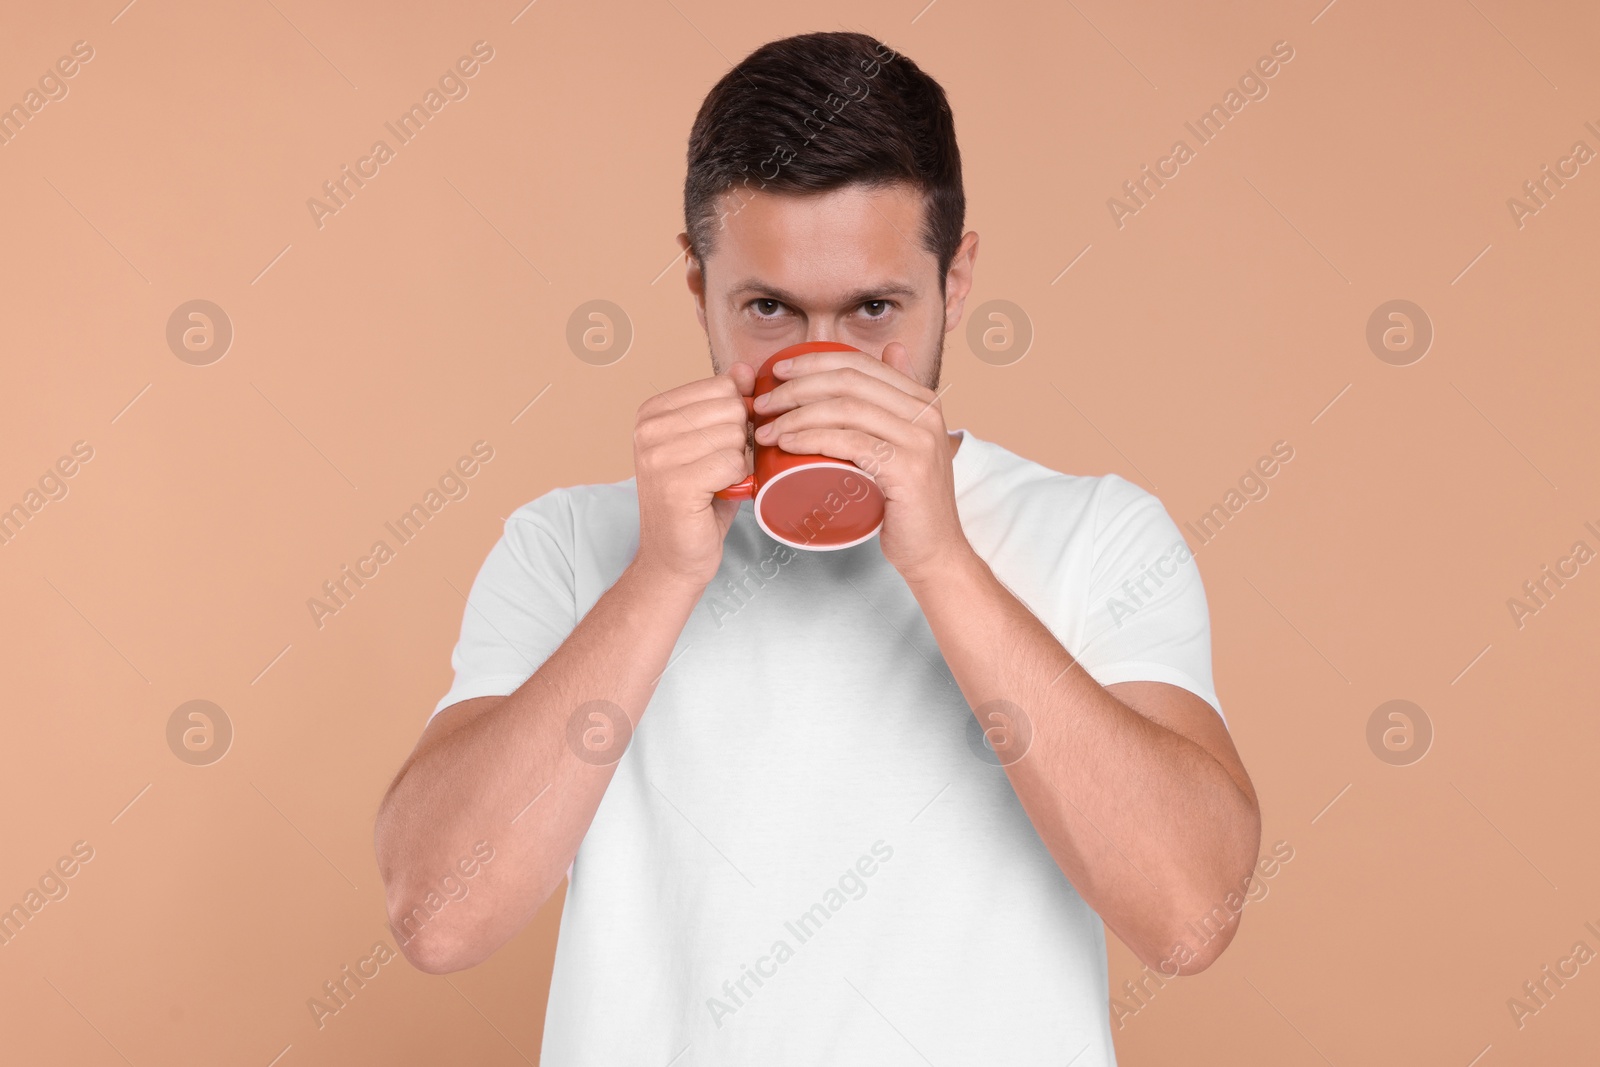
[633,416,662,448]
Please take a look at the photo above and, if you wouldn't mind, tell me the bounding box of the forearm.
[375,559,706,972]
[905,546,1259,970]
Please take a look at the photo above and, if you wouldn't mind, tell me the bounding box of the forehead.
[706,182,934,292]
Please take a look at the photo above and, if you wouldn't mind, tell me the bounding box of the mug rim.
[752,461,883,552]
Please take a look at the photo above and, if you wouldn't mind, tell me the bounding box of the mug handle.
[713,395,758,501]
[714,476,755,501]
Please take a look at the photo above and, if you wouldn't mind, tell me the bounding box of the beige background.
[2,0,1597,1063]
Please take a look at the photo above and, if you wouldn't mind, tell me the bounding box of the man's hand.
[632,362,757,589]
[751,342,967,583]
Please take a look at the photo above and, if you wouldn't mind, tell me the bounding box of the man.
[375,31,1260,1065]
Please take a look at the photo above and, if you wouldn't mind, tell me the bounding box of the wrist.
[898,539,985,592]
[624,554,714,602]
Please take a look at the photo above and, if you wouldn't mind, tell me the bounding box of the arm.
[753,344,1260,975]
[375,365,756,974]
[903,547,1261,975]
[373,559,706,974]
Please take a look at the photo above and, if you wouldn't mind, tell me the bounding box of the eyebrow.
[725,279,921,307]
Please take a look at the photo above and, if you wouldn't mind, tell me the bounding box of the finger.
[765,426,892,474]
[880,341,915,383]
[646,423,750,493]
[647,416,748,465]
[757,395,928,452]
[772,349,925,397]
[727,359,757,397]
[639,395,751,484]
[759,365,939,426]
[639,372,745,420]
[640,392,749,440]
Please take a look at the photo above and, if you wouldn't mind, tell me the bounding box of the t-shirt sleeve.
[430,492,579,721]
[1075,474,1226,728]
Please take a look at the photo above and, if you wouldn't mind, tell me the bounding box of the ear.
[942,230,980,335]
[678,233,708,333]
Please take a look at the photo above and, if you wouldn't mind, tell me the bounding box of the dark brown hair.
[683,32,965,283]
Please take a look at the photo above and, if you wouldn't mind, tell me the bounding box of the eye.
[750,298,786,318]
[860,300,892,319]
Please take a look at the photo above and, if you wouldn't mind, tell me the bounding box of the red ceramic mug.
[714,341,887,551]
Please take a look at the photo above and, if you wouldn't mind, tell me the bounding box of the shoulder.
[1087,473,1179,548]
[964,435,1158,542]
[962,435,1098,508]
[501,476,639,556]
[959,438,1194,596]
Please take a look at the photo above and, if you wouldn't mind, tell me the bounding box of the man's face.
[680,182,976,390]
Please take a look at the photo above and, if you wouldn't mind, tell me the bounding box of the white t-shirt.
[431,428,1224,1066]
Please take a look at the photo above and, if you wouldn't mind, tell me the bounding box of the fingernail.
[774,359,792,374]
